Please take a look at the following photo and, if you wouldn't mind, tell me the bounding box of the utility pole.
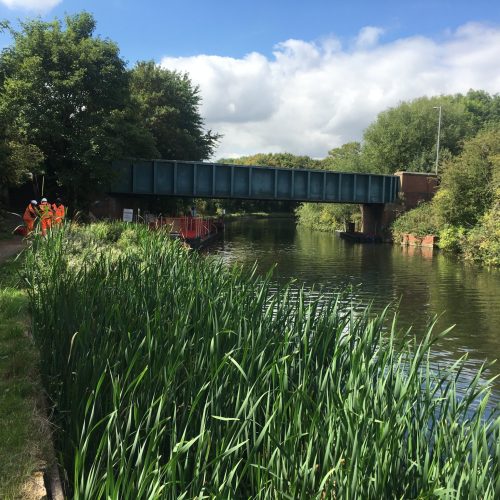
[433,106,442,175]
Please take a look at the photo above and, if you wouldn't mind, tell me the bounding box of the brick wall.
[394,171,439,209]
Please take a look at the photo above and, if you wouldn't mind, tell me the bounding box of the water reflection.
[213,218,500,401]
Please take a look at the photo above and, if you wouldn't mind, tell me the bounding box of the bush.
[433,127,500,227]
[463,199,500,266]
[391,202,439,241]
[296,203,360,232]
[438,225,467,253]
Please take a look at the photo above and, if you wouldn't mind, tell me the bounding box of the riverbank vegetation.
[24,223,500,497]
[392,127,500,266]
[0,255,51,498]
[295,94,499,266]
[222,92,500,245]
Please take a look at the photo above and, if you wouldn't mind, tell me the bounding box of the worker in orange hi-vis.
[39,197,53,235]
[51,198,65,225]
[23,199,39,233]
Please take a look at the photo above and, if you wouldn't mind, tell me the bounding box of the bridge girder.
[110,160,399,205]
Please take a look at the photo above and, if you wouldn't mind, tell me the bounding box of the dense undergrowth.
[295,203,360,233]
[25,223,500,498]
[391,128,500,266]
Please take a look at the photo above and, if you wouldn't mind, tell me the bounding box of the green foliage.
[219,152,320,169]
[0,129,44,187]
[390,127,500,265]
[0,14,217,206]
[130,61,220,160]
[462,89,500,130]
[391,202,439,240]
[363,96,471,173]
[438,225,467,253]
[307,93,500,247]
[462,192,500,266]
[23,225,500,497]
[321,141,364,172]
[296,202,359,231]
[433,127,500,228]
[362,92,500,174]
[0,13,151,202]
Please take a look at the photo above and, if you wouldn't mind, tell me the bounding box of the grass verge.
[0,254,51,499]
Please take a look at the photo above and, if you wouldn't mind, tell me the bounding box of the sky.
[0,0,499,159]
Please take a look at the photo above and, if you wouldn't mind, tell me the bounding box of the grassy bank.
[25,223,500,498]
[0,254,51,498]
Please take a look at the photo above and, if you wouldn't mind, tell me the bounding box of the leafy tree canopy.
[0,13,218,207]
[130,61,220,161]
[0,12,157,203]
[321,142,362,172]
[218,152,320,169]
[363,95,471,174]
[0,111,44,188]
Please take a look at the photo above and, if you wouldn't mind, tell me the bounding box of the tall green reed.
[24,223,500,498]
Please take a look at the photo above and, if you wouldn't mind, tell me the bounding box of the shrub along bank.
[391,127,500,266]
[24,223,500,498]
[295,203,360,233]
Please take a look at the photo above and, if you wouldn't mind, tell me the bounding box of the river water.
[213,218,500,402]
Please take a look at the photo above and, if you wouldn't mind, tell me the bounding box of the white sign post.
[122,208,134,222]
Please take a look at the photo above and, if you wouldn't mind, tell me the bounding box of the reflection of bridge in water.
[110,160,401,234]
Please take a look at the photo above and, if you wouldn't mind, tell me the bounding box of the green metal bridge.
[110,160,399,204]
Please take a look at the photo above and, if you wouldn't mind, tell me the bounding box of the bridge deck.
[110,160,399,204]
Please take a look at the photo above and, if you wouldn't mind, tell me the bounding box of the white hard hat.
[31,200,37,205]
[41,197,47,202]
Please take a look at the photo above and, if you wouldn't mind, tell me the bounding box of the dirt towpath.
[0,238,25,264]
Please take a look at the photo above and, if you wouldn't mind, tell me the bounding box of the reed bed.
[24,223,499,498]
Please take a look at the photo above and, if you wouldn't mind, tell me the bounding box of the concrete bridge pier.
[360,203,385,236]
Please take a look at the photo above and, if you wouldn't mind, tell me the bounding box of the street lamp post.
[433,106,442,175]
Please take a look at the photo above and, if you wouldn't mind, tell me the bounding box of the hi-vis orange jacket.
[52,203,65,224]
[23,203,37,222]
[39,201,53,220]
[23,203,38,232]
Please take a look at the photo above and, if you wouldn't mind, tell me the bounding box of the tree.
[433,126,500,228]
[0,13,156,205]
[218,152,320,169]
[129,61,219,161]
[462,89,500,130]
[362,95,476,174]
[0,112,44,188]
[321,142,363,172]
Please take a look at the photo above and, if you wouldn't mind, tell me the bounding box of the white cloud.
[355,26,385,49]
[0,0,61,12]
[161,23,500,159]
